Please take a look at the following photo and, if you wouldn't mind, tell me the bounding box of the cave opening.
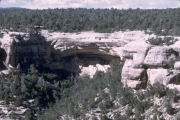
[9,33,120,80]
[0,48,7,71]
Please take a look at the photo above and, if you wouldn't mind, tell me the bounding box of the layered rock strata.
[0,30,180,91]
[121,40,180,90]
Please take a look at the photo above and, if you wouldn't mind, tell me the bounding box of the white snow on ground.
[79,64,110,78]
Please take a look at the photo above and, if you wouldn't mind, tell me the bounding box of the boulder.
[132,52,146,68]
[122,60,146,85]
[147,69,172,86]
[144,47,177,68]
[122,67,145,80]
[122,41,150,59]
[170,40,180,54]
[168,72,180,85]
[126,80,142,89]
[174,61,180,69]
[167,84,180,91]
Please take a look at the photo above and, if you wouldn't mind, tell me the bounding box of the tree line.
[0,8,180,35]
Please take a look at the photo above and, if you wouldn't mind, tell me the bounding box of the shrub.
[147,37,176,46]
[24,109,36,120]
[0,64,75,119]
[166,102,176,115]
[148,37,163,45]
[100,115,112,120]
[99,97,113,111]
[38,61,178,120]
[163,37,176,45]
[0,33,3,38]
[114,113,127,120]
[38,60,124,120]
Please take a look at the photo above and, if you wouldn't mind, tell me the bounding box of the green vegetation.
[38,61,179,120]
[147,36,177,45]
[0,33,3,38]
[0,8,180,35]
[1,7,180,119]
[0,64,75,119]
[0,60,178,119]
[38,60,124,120]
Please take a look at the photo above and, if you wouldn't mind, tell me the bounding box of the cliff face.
[0,30,180,91]
[0,30,122,78]
[121,38,180,91]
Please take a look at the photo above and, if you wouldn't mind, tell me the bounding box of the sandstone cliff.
[0,30,180,91]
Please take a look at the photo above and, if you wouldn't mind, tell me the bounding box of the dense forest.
[0,60,179,119]
[38,61,179,120]
[0,64,69,119]
[0,8,180,35]
[0,8,180,119]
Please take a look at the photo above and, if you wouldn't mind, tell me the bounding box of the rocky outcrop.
[121,39,180,91]
[0,31,121,78]
[144,47,178,68]
[121,59,147,89]
[147,69,170,85]
[0,30,156,78]
[121,41,150,89]
[0,30,180,90]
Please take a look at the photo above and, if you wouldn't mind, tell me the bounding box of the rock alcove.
[1,33,119,79]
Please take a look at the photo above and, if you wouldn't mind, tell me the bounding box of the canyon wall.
[121,38,180,91]
[0,30,180,91]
